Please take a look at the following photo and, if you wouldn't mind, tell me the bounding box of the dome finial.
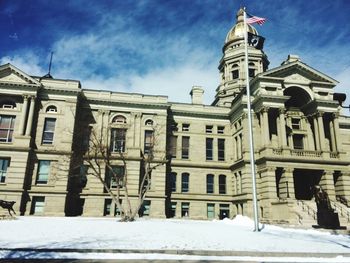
[236,7,244,23]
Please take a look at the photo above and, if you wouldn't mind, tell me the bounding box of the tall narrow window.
[42,118,56,144]
[106,166,124,188]
[144,130,154,154]
[0,158,9,183]
[104,199,112,216]
[219,175,226,194]
[170,136,177,158]
[207,203,215,219]
[0,115,15,142]
[171,172,177,192]
[36,161,50,184]
[206,174,214,194]
[111,128,126,152]
[181,136,190,159]
[218,139,225,161]
[206,138,213,160]
[181,173,189,192]
[181,202,189,217]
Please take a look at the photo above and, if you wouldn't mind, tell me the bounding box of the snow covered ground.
[0,215,349,261]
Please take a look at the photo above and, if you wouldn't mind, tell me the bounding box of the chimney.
[190,86,204,104]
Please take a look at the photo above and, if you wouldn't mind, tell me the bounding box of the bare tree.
[82,123,167,222]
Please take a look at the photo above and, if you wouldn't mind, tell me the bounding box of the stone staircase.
[295,200,317,227]
[330,200,350,226]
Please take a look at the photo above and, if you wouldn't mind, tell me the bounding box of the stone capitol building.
[0,8,349,226]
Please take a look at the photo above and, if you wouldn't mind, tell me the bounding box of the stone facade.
[0,8,349,225]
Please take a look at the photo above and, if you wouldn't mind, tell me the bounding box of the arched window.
[231,64,239,80]
[46,105,57,113]
[0,100,16,109]
[206,174,214,194]
[112,115,126,124]
[145,119,153,126]
[219,175,226,194]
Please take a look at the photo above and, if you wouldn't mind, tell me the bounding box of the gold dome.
[225,8,258,44]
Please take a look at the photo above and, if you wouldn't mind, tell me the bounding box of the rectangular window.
[170,136,177,158]
[206,174,214,194]
[144,130,154,154]
[219,175,227,194]
[171,172,176,192]
[181,136,190,159]
[42,118,56,144]
[232,69,239,79]
[107,166,125,188]
[181,202,189,217]
[217,126,225,134]
[181,173,189,193]
[218,139,225,161]
[36,160,50,184]
[171,202,176,218]
[293,134,304,149]
[219,204,230,219]
[291,118,301,130]
[207,203,215,219]
[182,123,190,132]
[0,158,9,183]
[111,128,126,152]
[0,115,15,143]
[30,196,45,215]
[206,125,213,133]
[206,138,213,160]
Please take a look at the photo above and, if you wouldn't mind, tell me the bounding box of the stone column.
[237,134,242,159]
[329,118,336,152]
[313,116,320,150]
[306,118,315,150]
[319,170,336,201]
[134,113,142,148]
[278,108,287,147]
[19,95,29,135]
[279,168,294,199]
[333,113,341,152]
[286,114,293,147]
[25,96,36,136]
[261,107,270,146]
[317,112,326,151]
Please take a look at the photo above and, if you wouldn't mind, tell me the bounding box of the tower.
[213,8,269,107]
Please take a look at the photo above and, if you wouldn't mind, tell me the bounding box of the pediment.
[260,61,338,85]
[0,63,41,86]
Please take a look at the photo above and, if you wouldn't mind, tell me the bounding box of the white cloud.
[0,53,45,76]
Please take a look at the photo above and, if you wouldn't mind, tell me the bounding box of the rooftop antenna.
[42,51,54,79]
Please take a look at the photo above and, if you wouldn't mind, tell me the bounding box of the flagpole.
[243,7,260,232]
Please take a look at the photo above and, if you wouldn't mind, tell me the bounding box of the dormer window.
[112,115,126,124]
[145,119,153,126]
[1,101,16,109]
[46,105,57,113]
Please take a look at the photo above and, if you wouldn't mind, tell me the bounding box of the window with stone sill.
[217,126,225,134]
[291,118,301,130]
[206,125,213,133]
[182,123,190,132]
[42,118,56,145]
[0,158,10,183]
[36,160,50,184]
[0,115,15,143]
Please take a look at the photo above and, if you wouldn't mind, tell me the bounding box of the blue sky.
[1,0,349,108]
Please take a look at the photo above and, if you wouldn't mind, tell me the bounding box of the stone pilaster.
[278,108,287,147]
[279,168,294,199]
[19,95,29,135]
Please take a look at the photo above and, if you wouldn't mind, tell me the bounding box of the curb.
[1,248,350,258]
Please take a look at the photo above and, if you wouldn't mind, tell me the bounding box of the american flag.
[246,13,266,25]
